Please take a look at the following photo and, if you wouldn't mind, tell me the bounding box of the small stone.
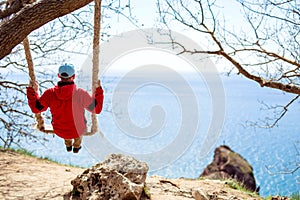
[192,189,209,200]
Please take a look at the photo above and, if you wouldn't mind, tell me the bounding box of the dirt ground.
[0,149,84,200]
[0,149,263,200]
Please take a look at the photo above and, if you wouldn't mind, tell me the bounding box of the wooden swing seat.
[37,123,98,136]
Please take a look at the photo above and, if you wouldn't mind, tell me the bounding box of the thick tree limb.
[183,47,300,95]
[220,51,300,95]
[0,0,93,60]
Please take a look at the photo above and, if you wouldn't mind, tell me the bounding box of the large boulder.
[71,154,149,200]
[200,145,258,192]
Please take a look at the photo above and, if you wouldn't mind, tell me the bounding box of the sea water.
[1,72,299,196]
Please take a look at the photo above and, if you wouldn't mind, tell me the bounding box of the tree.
[157,0,299,127]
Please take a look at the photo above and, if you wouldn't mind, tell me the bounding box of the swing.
[23,0,102,136]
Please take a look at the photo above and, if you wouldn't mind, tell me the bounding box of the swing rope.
[24,0,102,135]
[84,0,102,136]
[23,37,53,133]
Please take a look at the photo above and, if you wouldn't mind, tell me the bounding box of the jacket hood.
[54,81,76,100]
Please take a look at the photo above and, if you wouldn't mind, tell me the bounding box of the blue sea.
[2,72,299,196]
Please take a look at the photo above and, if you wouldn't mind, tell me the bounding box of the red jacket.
[26,81,104,139]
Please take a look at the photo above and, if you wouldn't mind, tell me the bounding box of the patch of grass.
[264,196,272,200]
[225,179,247,191]
[0,146,84,168]
[1,146,35,157]
[197,176,206,181]
[15,148,36,156]
[71,188,81,197]
[142,185,151,199]
[225,179,259,197]
[291,192,300,200]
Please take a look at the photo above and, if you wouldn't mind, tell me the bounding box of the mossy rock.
[200,145,258,193]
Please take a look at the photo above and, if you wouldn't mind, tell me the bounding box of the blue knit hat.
[58,64,75,78]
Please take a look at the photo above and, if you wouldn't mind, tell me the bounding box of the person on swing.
[26,64,104,153]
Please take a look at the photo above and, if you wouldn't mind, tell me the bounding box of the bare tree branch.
[266,141,300,175]
[157,0,300,95]
[246,95,299,128]
[266,164,300,175]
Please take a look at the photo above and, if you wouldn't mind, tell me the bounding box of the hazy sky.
[74,0,248,76]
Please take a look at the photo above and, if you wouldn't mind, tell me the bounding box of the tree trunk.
[0,0,93,60]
